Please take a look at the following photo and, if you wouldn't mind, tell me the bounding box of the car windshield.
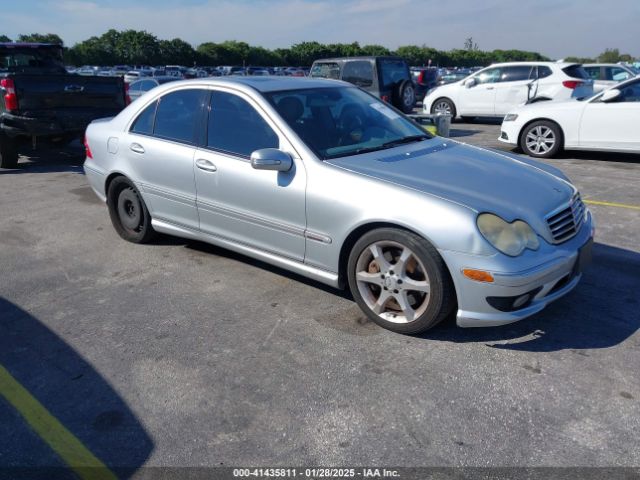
[265,87,431,160]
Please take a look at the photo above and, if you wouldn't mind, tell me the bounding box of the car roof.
[157,76,350,92]
[485,61,576,68]
[584,63,634,68]
[313,56,405,63]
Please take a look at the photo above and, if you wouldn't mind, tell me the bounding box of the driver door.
[194,89,307,261]
[458,67,500,116]
[579,79,640,150]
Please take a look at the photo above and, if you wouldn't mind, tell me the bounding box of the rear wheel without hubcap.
[348,228,455,334]
[107,177,156,243]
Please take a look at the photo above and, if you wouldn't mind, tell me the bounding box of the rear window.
[0,46,66,74]
[341,61,373,87]
[379,59,410,89]
[310,62,340,79]
[562,65,589,80]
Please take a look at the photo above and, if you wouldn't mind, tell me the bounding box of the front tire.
[347,228,455,334]
[519,120,562,158]
[107,177,156,243]
[430,97,456,119]
[0,134,18,169]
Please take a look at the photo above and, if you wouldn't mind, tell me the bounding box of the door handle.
[195,158,217,172]
[130,143,145,154]
[486,86,495,90]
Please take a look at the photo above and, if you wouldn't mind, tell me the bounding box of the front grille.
[546,194,585,243]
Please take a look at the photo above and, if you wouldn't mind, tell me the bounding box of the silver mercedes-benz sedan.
[84,77,594,334]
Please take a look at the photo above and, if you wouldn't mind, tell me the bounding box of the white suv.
[422,62,594,120]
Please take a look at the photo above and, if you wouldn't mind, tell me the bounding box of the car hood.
[326,138,575,228]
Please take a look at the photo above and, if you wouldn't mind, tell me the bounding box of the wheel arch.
[337,221,457,298]
[430,96,457,117]
[105,171,131,201]
[518,117,565,149]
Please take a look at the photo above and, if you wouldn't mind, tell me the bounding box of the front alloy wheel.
[347,228,455,334]
[520,121,562,158]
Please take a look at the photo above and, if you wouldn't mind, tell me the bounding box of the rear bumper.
[1,110,120,138]
[440,211,594,328]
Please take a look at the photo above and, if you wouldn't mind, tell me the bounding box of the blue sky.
[4,0,639,58]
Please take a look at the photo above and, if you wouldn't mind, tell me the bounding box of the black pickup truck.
[0,43,126,168]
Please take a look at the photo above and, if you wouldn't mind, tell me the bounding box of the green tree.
[0,35,12,42]
[159,38,195,65]
[17,33,63,45]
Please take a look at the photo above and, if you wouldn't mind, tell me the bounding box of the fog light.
[512,294,531,309]
[462,269,494,283]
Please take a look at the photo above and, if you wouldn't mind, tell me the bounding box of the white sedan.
[499,77,640,158]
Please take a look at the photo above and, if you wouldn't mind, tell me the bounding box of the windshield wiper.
[325,134,430,159]
[379,134,430,149]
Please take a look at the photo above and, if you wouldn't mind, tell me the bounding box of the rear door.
[493,65,535,115]
[123,88,206,229]
[579,79,640,150]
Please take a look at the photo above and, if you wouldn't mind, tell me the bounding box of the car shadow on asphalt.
[423,242,640,352]
[0,297,153,478]
[449,128,483,138]
[554,150,640,164]
[182,239,353,300]
[0,144,85,175]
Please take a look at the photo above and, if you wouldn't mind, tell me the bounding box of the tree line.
[1,31,636,67]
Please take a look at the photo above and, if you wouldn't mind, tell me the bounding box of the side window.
[617,81,640,102]
[585,67,601,80]
[607,67,632,82]
[140,80,156,91]
[153,89,204,144]
[341,61,374,88]
[130,100,157,135]
[500,66,533,83]
[475,68,501,84]
[537,66,552,79]
[207,91,279,157]
[310,62,340,80]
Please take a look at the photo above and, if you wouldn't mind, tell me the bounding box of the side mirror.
[250,148,292,172]
[464,77,477,88]
[600,88,621,103]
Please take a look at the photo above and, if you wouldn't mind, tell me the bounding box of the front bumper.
[440,211,594,327]
[498,121,522,146]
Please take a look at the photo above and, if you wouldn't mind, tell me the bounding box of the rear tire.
[107,176,156,243]
[519,120,562,158]
[0,134,18,169]
[347,228,455,335]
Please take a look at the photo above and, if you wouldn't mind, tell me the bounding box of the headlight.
[503,113,518,122]
[477,213,539,256]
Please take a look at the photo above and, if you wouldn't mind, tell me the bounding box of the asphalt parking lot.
[1,121,639,476]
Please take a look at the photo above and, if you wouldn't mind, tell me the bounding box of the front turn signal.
[462,269,494,283]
